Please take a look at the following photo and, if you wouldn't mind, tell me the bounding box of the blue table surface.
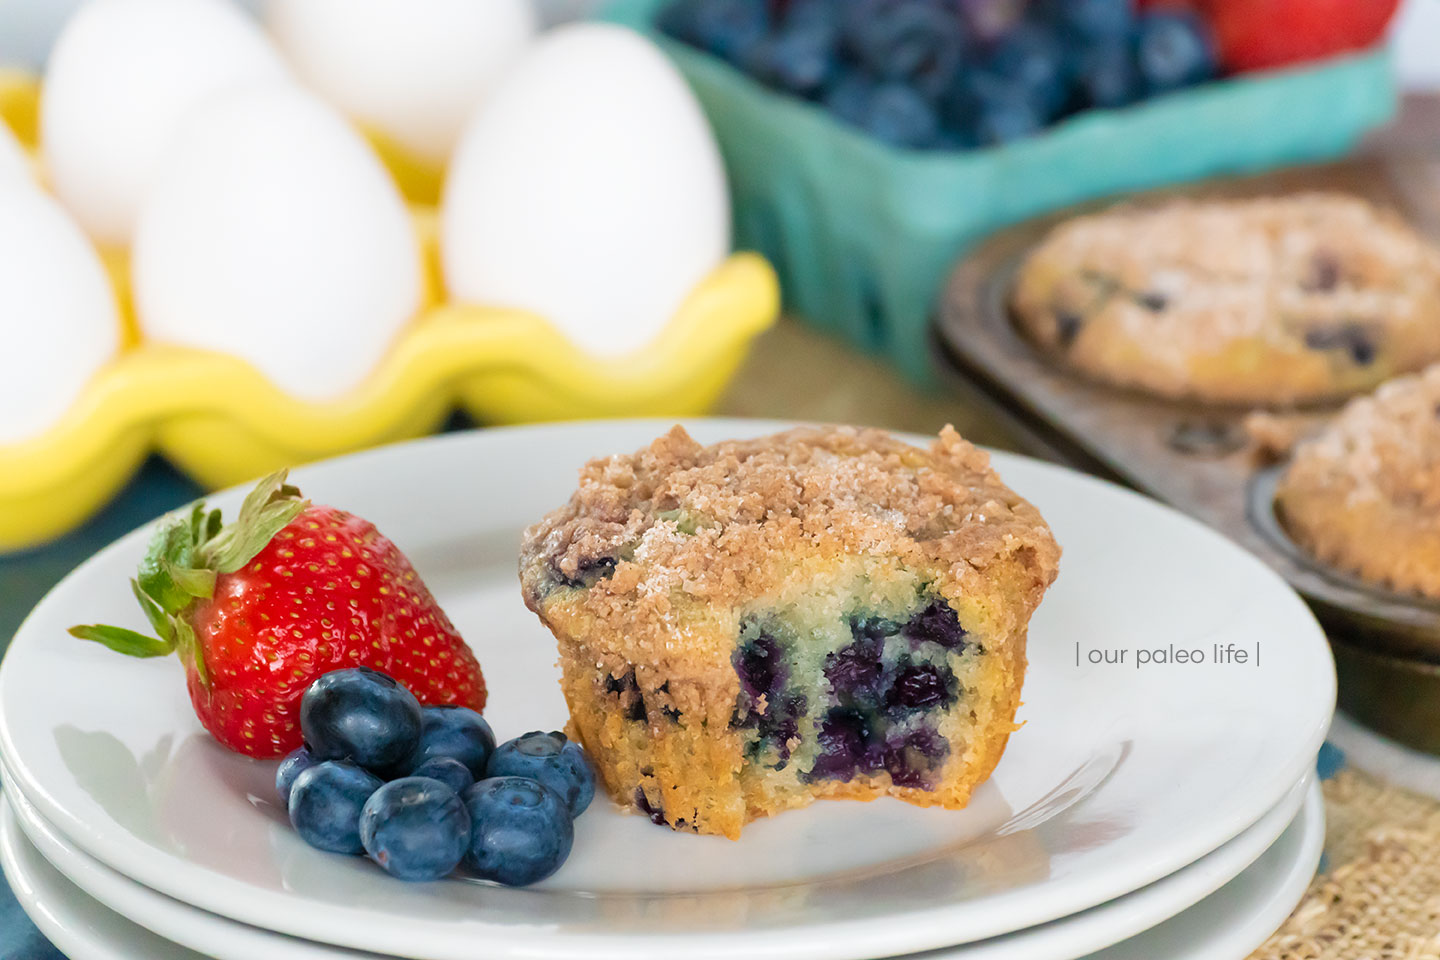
[0,456,1344,960]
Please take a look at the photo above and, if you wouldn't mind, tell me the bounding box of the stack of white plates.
[0,420,1335,960]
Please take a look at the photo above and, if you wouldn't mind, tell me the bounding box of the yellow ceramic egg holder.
[0,71,780,552]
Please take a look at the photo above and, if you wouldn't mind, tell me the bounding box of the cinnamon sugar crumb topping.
[519,425,1060,675]
[1285,366,1440,511]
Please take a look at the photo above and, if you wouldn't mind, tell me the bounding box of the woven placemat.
[1248,768,1440,959]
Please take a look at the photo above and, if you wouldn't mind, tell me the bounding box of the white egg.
[0,185,121,446]
[131,83,423,401]
[265,0,537,167]
[0,122,32,186]
[442,23,730,356]
[42,0,288,246]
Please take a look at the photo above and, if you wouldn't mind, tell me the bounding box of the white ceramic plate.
[1080,776,1324,960]
[1,796,197,960]
[0,420,1336,960]
[0,784,1324,960]
[1,760,1313,960]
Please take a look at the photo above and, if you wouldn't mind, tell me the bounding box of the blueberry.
[806,707,882,782]
[823,70,876,128]
[1304,324,1376,366]
[1055,311,1084,347]
[823,69,944,150]
[288,760,383,855]
[659,0,770,65]
[633,787,667,825]
[841,0,967,98]
[487,731,596,817]
[359,777,471,881]
[605,671,647,723]
[767,694,806,764]
[884,728,950,788]
[902,600,970,651]
[739,691,807,768]
[300,667,422,772]
[464,777,574,887]
[553,555,617,589]
[825,637,885,702]
[734,633,785,702]
[944,70,1046,146]
[886,664,956,709]
[1136,290,1168,312]
[974,93,1045,145]
[403,705,497,780]
[1136,10,1215,94]
[275,745,316,807]
[410,757,475,796]
[864,82,942,149]
[1076,37,1140,110]
[982,20,1073,120]
[754,1,841,95]
[1037,0,1133,39]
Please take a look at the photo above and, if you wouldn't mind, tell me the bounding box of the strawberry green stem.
[68,470,311,689]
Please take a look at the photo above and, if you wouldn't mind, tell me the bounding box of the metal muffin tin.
[933,157,1440,753]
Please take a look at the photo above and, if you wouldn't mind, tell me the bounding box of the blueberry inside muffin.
[1012,194,1440,406]
[519,425,1060,839]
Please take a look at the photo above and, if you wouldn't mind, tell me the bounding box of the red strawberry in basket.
[70,472,486,758]
[1204,0,1401,73]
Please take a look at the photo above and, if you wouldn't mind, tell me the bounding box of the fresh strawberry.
[71,472,486,759]
[1205,0,1401,73]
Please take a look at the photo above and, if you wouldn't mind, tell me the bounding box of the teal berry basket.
[601,0,1398,382]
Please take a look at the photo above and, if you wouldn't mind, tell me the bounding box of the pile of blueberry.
[277,667,594,885]
[657,0,1218,150]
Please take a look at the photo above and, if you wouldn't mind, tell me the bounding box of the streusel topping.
[520,425,1060,671]
[1285,365,1440,512]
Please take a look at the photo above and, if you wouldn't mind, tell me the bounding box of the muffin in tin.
[1012,194,1440,406]
[1277,365,1440,599]
[519,425,1060,839]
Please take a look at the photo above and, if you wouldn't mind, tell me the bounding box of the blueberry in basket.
[657,0,1218,151]
[278,668,594,885]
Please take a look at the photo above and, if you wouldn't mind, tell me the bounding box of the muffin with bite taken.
[519,425,1060,839]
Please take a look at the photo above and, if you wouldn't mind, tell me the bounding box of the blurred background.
[0,0,1436,655]
[1,0,1436,80]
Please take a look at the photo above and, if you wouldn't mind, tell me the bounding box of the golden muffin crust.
[1277,365,1440,598]
[519,425,1059,838]
[1012,194,1440,406]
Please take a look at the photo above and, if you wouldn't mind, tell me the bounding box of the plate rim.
[0,752,1315,960]
[0,779,1328,960]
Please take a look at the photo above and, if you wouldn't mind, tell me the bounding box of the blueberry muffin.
[519,425,1060,839]
[1277,366,1440,599]
[1012,194,1440,406]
